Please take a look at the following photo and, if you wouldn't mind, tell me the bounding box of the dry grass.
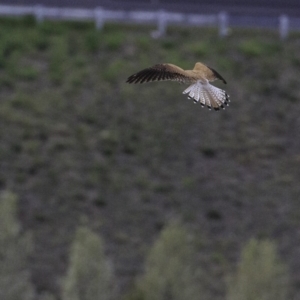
[0,17,298,299]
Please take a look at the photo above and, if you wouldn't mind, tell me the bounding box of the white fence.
[0,4,294,39]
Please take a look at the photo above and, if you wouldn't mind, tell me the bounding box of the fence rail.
[0,4,297,39]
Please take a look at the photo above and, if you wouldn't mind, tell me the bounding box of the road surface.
[1,0,300,16]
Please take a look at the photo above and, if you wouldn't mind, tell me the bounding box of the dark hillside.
[0,18,300,298]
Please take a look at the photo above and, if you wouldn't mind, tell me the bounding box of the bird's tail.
[183,81,230,110]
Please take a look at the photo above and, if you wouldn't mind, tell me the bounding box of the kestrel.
[126,62,230,110]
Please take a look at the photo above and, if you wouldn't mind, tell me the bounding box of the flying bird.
[126,62,230,110]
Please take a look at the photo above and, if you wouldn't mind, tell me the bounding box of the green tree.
[62,227,114,300]
[138,221,202,300]
[227,238,289,300]
[39,292,56,300]
[0,191,35,300]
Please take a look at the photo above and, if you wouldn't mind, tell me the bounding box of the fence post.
[151,10,167,38]
[94,7,104,30]
[34,5,44,24]
[279,15,289,40]
[218,11,229,38]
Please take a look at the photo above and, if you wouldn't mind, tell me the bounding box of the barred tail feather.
[183,81,230,110]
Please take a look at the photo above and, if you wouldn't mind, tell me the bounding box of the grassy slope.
[1,16,300,298]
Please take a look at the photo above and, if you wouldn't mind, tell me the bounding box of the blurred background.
[0,1,300,300]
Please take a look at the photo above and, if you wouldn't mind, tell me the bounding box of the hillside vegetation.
[0,16,300,299]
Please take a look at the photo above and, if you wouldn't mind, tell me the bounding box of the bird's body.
[126,62,230,110]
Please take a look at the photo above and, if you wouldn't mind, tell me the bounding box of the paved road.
[1,0,300,16]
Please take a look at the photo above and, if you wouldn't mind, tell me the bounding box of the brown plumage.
[126,62,229,110]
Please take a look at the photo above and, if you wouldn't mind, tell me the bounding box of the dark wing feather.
[126,64,189,84]
[207,66,227,84]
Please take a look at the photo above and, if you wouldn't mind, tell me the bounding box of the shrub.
[227,239,289,300]
[104,32,125,51]
[161,39,175,50]
[62,227,114,300]
[85,30,100,53]
[101,60,127,83]
[16,66,39,81]
[186,42,210,57]
[0,191,35,300]
[238,40,281,58]
[49,36,68,84]
[137,36,151,51]
[137,222,202,300]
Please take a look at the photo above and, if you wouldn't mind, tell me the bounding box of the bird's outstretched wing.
[126,63,191,84]
[206,66,227,84]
